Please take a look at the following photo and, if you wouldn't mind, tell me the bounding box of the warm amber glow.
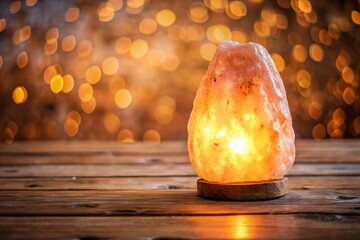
[143,129,161,143]
[115,89,132,109]
[102,57,119,75]
[78,83,93,102]
[62,74,74,93]
[298,0,312,13]
[98,3,115,22]
[162,53,180,71]
[188,41,295,183]
[61,35,77,52]
[147,49,166,67]
[309,44,324,62]
[130,39,148,58]
[103,112,121,133]
[115,37,132,54]
[109,0,123,11]
[43,65,57,84]
[1,1,360,142]
[200,42,217,61]
[156,9,176,27]
[64,7,80,22]
[139,18,158,35]
[228,137,249,155]
[205,0,227,12]
[85,65,102,84]
[292,44,307,63]
[207,24,232,43]
[353,117,360,135]
[343,87,355,105]
[9,1,21,14]
[44,41,58,55]
[50,74,64,94]
[45,27,59,44]
[312,124,326,139]
[296,69,311,88]
[127,0,144,9]
[0,19,6,32]
[342,67,354,84]
[13,26,31,44]
[226,1,247,19]
[68,111,81,125]
[12,86,28,104]
[126,0,144,14]
[64,118,79,137]
[81,96,96,114]
[16,51,28,69]
[117,129,134,142]
[189,2,209,23]
[231,30,248,43]
[336,51,350,72]
[77,40,92,58]
[229,216,251,239]
[109,76,126,94]
[271,53,285,72]
[308,101,322,120]
[154,96,176,124]
[352,10,360,25]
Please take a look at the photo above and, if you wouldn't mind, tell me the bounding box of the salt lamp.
[187,41,295,200]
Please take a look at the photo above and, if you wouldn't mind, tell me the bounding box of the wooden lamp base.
[197,177,288,201]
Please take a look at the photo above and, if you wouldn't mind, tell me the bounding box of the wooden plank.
[0,152,359,165]
[0,141,188,154]
[0,163,359,177]
[1,140,359,155]
[289,176,360,190]
[296,152,360,163]
[295,139,360,150]
[0,177,197,190]
[290,163,360,176]
[0,163,195,177]
[1,176,359,191]
[0,155,189,165]
[0,189,359,216]
[0,140,359,165]
[1,215,359,239]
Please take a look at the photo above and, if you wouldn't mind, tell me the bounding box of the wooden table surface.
[0,139,360,239]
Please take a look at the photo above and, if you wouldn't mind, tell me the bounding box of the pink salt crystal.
[187,41,295,183]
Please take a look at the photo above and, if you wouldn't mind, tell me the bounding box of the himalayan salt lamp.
[187,41,295,200]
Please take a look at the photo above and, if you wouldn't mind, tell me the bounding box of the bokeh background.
[0,0,359,143]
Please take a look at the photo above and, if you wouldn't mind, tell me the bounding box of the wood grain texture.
[0,163,359,177]
[1,215,359,240]
[0,189,359,216]
[1,152,359,165]
[0,141,188,154]
[1,139,359,154]
[0,139,359,165]
[0,140,360,239]
[197,178,288,201]
[1,176,359,190]
[0,154,189,165]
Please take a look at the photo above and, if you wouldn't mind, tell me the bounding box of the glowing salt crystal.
[187,40,295,183]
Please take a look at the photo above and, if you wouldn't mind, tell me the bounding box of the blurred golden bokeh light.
[0,0,360,142]
[115,89,132,109]
[156,9,176,27]
[12,86,28,104]
[50,74,64,94]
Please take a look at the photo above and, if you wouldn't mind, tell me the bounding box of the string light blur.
[0,0,360,143]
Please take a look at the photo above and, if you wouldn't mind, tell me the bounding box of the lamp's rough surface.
[188,40,295,183]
